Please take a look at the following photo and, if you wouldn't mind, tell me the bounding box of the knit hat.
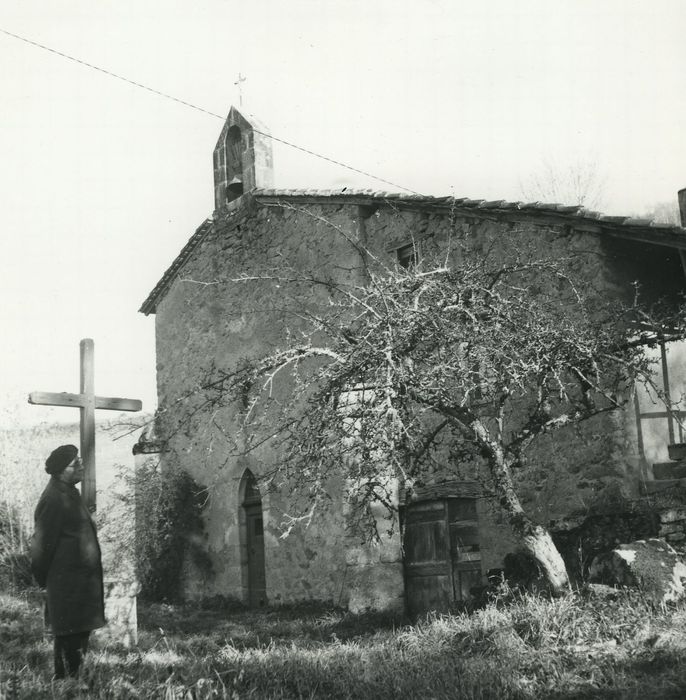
[45,444,78,475]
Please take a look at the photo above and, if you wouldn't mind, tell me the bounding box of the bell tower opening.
[226,125,244,198]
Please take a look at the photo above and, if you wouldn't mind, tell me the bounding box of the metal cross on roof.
[234,72,246,107]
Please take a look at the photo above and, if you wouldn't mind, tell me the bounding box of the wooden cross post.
[28,338,142,512]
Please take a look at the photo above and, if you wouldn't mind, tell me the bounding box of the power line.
[1,27,421,195]
[251,128,421,195]
[0,28,225,121]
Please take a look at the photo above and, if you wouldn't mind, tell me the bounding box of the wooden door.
[448,499,482,603]
[245,504,267,607]
[403,498,481,615]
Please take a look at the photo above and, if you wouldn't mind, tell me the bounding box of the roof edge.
[139,219,213,315]
[139,189,686,315]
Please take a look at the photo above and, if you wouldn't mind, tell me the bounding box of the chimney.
[679,188,686,227]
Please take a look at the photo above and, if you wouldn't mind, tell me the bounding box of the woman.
[30,444,106,679]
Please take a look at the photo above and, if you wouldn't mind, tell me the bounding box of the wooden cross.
[28,338,142,512]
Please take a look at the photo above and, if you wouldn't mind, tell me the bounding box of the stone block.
[379,545,403,564]
[659,522,684,536]
[345,541,402,566]
[96,578,140,647]
[642,479,686,495]
[345,547,374,567]
[589,538,686,604]
[346,562,405,614]
[661,508,686,524]
[222,525,240,547]
[654,462,686,480]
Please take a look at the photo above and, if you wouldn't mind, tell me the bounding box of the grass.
[2,587,686,698]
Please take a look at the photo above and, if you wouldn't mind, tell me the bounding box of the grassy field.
[2,587,686,699]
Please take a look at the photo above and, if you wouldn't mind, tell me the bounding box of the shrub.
[100,459,212,602]
[133,461,212,602]
[0,500,33,593]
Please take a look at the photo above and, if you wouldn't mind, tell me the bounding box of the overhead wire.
[0,27,421,195]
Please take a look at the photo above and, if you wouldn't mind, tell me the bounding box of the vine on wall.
[104,460,212,602]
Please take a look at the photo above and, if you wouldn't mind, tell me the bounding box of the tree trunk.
[519,521,569,594]
[471,420,570,594]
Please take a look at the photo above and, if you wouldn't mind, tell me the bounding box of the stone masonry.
[139,107,686,612]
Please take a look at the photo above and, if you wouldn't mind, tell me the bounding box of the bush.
[133,462,212,602]
[0,500,33,593]
[99,459,212,602]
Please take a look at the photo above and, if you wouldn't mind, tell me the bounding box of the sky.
[1,0,685,428]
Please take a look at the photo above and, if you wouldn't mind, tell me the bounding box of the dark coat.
[30,477,106,636]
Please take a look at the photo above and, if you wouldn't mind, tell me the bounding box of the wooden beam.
[29,391,87,408]
[28,391,142,412]
[660,341,675,444]
[94,396,142,411]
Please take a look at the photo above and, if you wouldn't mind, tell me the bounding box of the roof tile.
[599,215,629,223]
[140,189,686,315]
[531,202,563,210]
[623,218,654,226]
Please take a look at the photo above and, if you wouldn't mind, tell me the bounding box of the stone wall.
[657,506,686,553]
[152,194,681,609]
[155,199,368,605]
[548,499,686,584]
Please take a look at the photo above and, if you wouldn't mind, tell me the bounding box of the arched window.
[239,470,266,606]
[241,469,262,506]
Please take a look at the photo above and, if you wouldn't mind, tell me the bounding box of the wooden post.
[80,339,97,509]
[678,188,686,227]
[660,340,675,445]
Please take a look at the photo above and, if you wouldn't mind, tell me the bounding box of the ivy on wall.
[135,462,212,601]
[103,460,213,602]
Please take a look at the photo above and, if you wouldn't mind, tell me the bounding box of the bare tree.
[639,201,681,226]
[171,231,684,595]
[520,157,607,210]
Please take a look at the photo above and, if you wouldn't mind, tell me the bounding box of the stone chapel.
[140,106,686,614]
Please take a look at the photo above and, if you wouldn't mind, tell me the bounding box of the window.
[635,339,686,468]
[241,469,262,506]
